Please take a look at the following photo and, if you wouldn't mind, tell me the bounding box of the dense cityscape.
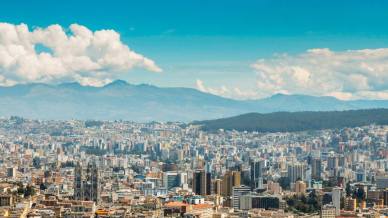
[0,116,387,217]
[2,0,388,218]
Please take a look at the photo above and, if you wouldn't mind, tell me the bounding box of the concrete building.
[222,171,241,197]
[73,161,100,203]
[288,163,305,185]
[345,197,356,211]
[232,185,250,209]
[250,159,265,190]
[193,169,210,196]
[376,176,388,189]
[163,171,187,190]
[311,158,322,180]
[332,187,341,216]
[321,204,336,218]
[295,180,306,195]
[6,167,16,178]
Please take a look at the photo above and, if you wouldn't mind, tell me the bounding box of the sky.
[1,0,388,100]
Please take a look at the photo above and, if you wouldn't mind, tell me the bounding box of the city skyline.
[0,2,388,217]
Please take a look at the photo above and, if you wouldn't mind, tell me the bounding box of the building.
[73,161,100,203]
[327,154,338,171]
[7,167,16,178]
[321,204,336,218]
[164,201,189,217]
[311,158,322,180]
[356,169,367,182]
[331,187,341,216]
[338,154,345,167]
[252,196,280,210]
[376,177,388,189]
[184,203,213,218]
[240,195,281,210]
[164,172,180,190]
[163,171,187,190]
[250,159,265,190]
[74,162,83,200]
[192,169,210,196]
[222,171,241,197]
[240,195,252,210]
[287,163,305,185]
[295,180,306,195]
[206,171,211,195]
[0,194,13,207]
[267,181,281,194]
[232,185,250,209]
[383,189,388,206]
[344,197,356,211]
[213,179,222,195]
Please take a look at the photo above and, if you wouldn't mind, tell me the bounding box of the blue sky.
[1,0,388,99]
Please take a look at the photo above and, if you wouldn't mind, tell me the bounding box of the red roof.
[164,201,189,207]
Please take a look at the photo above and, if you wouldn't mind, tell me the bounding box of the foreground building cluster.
[0,116,387,217]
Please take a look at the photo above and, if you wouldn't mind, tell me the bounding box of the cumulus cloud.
[196,79,259,99]
[0,22,161,86]
[196,79,229,96]
[251,48,388,100]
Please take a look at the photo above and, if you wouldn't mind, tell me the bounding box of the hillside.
[194,109,388,132]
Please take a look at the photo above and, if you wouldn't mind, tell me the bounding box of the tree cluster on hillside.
[196,109,388,132]
[16,185,35,198]
[285,191,320,214]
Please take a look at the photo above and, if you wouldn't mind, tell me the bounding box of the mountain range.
[1,80,388,122]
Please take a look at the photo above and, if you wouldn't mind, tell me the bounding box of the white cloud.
[196,79,228,95]
[251,48,388,100]
[0,22,161,86]
[196,79,259,99]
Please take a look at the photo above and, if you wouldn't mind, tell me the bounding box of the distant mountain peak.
[104,79,129,87]
[58,82,82,88]
[270,93,289,98]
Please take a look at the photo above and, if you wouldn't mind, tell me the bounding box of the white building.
[232,185,251,209]
[321,204,336,218]
[332,187,341,216]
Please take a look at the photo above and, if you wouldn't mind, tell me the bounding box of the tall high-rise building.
[383,190,388,206]
[338,155,345,167]
[214,179,222,195]
[332,187,341,216]
[74,162,83,200]
[287,163,305,185]
[192,169,211,195]
[206,171,212,195]
[74,161,100,203]
[84,162,100,202]
[250,159,265,190]
[311,158,322,180]
[328,154,339,171]
[222,171,241,197]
